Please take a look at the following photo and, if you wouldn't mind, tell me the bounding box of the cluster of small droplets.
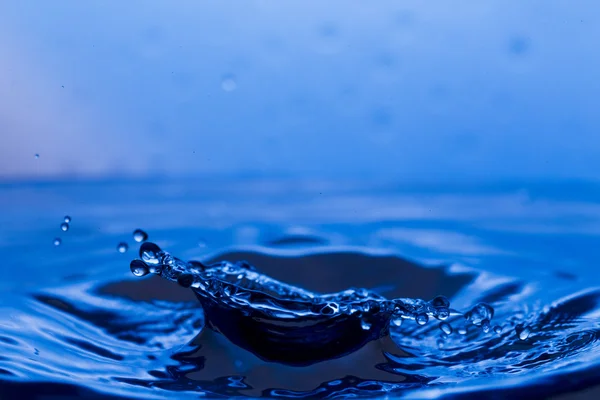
[54,215,71,246]
[115,229,148,254]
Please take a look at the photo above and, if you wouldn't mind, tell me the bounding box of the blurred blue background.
[1,1,597,183]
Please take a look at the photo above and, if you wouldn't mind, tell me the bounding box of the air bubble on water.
[391,318,402,327]
[467,303,494,326]
[361,321,371,330]
[481,319,490,333]
[519,327,531,340]
[64,216,71,223]
[439,322,452,335]
[458,327,467,335]
[494,325,502,334]
[130,260,150,277]
[53,238,61,246]
[437,338,445,349]
[221,75,237,92]
[60,222,69,232]
[133,229,148,243]
[416,313,429,325]
[140,242,162,265]
[117,242,129,253]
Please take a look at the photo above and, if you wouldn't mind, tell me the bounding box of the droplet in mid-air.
[34,154,40,159]
[494,325,502,334]
[133,229,148,243]
[130,259,150,277]
[60,223,69,232]
[64,216,71,223]
[439,322,453,335]
[458,327,467,335]
[53,238,61,246]
[361,321,372,330]
[416,313,429,326]
[117,242,129,253]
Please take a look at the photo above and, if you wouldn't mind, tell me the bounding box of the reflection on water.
[0,179,599,398]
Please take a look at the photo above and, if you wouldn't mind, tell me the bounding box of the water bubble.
[34,154,39,159]
[177,273,194,288]
[439,322,452,335]
[458,327,467,335]
[468,302,494,326]
[60,223,69,232]
[494,325,502,334]
[140,242,162,265]
[221,75,237,92]
[117,242,129,253]
[64,216,71,223]
[391,318,403,327]
[133,229,148,243]
[53,238,61,246]
[518,327,531,340]
[361,321,371,330]
[431,295,450,308]
[130,259,149,277]
[437,339,445,349]
[416,313,429,326]
[481,319,490,333]
[321,303,339,315]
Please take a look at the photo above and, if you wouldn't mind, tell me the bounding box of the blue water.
[1,179,600,399]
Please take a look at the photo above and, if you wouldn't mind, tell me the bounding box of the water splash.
[129,242,492,364]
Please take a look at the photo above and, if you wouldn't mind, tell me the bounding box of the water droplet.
[431,295,450,308]
[34,154,39,159]
[64,216,71,223]
[458,327,467,335]
[221,75,237,92]
[60,223,69,232]
[391,318,402,327]
[130,259,149,277]
[361,321,371,330]
[177,273,194,288]
[416,313,429,326]
[133,229,148,243]
[468,302,494,326]
[436,307,450,320]
[439,322,452,335]
[437,338,445,349]
[117,242,128,253]
[481,319,490,333]
[519,327,531,340]
[494,325,502,334]
[140,242,162,264]
[53,238,61,246]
